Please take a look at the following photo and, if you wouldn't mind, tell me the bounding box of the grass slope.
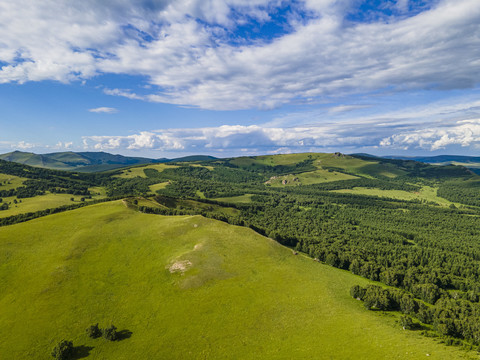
[0,190,106,218]
[332,186,459,207]
[115,163,179,178]
[0,202,474,359]
[0,151,162,172]
[0,173,27,191]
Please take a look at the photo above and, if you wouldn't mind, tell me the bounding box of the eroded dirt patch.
[168,260,192,274]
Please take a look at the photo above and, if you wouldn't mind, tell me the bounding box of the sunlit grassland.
[89,186,107,197]
[0,190,107,218]
[149,181,169,193]
[0,201,474,359]
[0,173,27,190]
[230,153,406,180]
[190,164,214,170]
[332,186,460,207]
[267,170,357,187]
[115,163,178,178]
[212,194,254,203]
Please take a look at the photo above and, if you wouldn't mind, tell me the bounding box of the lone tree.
[51,340,74,360]
[86,323,102,339]
[103,325,118,341]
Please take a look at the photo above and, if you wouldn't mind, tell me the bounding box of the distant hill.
[381,154,480,174]
[167,155,217,163]
[383,155,480,164]
[0,151,217,172]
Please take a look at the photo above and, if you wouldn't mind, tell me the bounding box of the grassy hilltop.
[0,201,474,359]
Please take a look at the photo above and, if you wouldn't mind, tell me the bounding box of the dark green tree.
[350,285,365,300]
[103,325,118,341]
[51,340,74,360]
[86,323,102,339]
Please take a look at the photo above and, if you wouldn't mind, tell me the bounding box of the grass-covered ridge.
[0,201,474,359]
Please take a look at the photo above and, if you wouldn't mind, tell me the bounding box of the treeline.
[144,165,264,184]
[220,157,317,176]
[438,180,480,207]
[0,159,114,199]
[352,156,474,179]
[282,177,420,192]
[351,284,480,345]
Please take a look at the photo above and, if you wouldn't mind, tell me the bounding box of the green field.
[332,186,460,207]
[0,202,474,359]
[0,173,27,190]
[0,192,106,218]
[148,182,170,193]
[212,194,254,203]
[232,153,405,182]
[115,164,178,178]
[266,169,357,186]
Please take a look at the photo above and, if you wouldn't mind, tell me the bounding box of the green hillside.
[0,201,474,359]
[0,151,161,172]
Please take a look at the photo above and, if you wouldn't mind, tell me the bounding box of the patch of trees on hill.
[351,284,480,346]
[0,159,114,198]
[438,180,480,207]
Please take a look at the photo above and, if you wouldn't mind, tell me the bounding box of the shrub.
[103,325,118,341]
[51,340,74,360]
[86,323,102,339]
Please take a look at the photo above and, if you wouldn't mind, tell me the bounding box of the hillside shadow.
[116,329,133,341]
[71,345,94,359]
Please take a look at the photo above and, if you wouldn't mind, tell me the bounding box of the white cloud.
[52,141,74,150]
[381,119,480,151]
[0,0,479,110]
[82,94,480,155]
[88,107,118,113]
[82,124,379,154]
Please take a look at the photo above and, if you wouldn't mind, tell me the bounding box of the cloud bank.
[80,97,480,155]
[1,0,479,110]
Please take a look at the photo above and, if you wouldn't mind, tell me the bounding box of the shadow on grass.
[116,329,133,341]
[410,323,427,331]
[71,345,94,359]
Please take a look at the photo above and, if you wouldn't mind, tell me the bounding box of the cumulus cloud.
[88,107,118,113]
[380,120,480,151]
[0,0,479,110]
[52,141,74,149]
[15,141,36,150]
[81,95,480,155]
[82,123,381,154]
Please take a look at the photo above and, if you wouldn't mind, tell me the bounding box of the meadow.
[0,201,475,359]
[332,185,459,207]
[0,190,106,218]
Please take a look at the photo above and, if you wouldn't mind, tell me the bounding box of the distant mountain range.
[353,153,480,174]
[0,151,216,172]
[2,150,479,174]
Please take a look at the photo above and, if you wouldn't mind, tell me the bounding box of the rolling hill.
[0,201,474,359]
[0,151,163,172]
[0,151,218,172]
[355,154,480,174]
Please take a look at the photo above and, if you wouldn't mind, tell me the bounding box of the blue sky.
[1,0,480,158]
